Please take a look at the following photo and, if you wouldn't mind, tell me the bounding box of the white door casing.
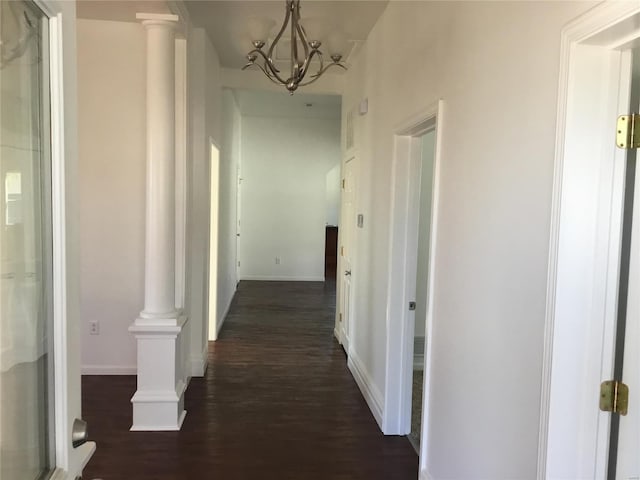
[30,1,96,478]
[382,100,444,475]
[540,2,640,478]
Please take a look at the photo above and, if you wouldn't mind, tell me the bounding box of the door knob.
[72,418,89,448]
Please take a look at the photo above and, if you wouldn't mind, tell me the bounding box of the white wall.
[186,28,223,371]
[77,19,145,374]
[213,89,241,339]
[77,21,226,376]
[238,112,340,281]
[325,164,341,226]
[414,131,435,340]
[341,1,596,478]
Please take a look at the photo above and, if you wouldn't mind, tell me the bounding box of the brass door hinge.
[616,114,640,149]
[342,179,345,189]
[339,313,342,322]
[600,380,629,416]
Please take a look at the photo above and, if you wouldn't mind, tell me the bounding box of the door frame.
[383,100,443,446]
[32,0,97,478]
[539,2,640,478]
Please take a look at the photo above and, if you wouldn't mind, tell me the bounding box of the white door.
[338,158,355,351]
[614,153,640,478]
[1,2,55,477]
[1,2,93,478]
[610,48,640,479]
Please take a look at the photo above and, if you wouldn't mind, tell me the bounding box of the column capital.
[136,13,179,28]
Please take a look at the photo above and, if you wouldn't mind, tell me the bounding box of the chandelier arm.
[299,48,322,82]
[243,60,287,87]
[260,64,287,86]
[293,2,310,74]
[298,61,347,86]
[263,57,289,85]
[244,47,289,84]
[267,0,292,63]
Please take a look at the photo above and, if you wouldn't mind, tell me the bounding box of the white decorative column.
[129,13,188,431]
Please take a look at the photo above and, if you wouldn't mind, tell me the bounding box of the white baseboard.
[419,469,433,480]
[190,344,209,377]
[347,350,384,430]
[82,365,137,375]
[216,288,236,338]
[239,275,325,282]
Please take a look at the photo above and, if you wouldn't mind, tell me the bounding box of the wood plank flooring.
[81,281,418,479]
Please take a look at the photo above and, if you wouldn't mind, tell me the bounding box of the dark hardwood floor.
[82,281,418,479]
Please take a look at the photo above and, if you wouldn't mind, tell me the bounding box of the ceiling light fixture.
[242,0,347,94]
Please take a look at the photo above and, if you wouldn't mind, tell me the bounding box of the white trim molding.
[81,365,137,376]
[213,287,236,340]
[190,344,209,377]
[539,2,640,479]
[419,470,434,480]
[239,275,325,282]
[36,2,98,477]
[347,350,384,429]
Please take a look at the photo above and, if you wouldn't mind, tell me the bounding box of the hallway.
[82,281,418,479]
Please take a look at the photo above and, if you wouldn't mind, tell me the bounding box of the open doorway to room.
[207,141,220,341]
[228,89,342,332]
[407,130,436,452]
[383,102,442,465]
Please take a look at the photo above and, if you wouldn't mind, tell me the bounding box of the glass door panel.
[0,1,54,479]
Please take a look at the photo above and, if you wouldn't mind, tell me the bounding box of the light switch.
[359,98,368,115]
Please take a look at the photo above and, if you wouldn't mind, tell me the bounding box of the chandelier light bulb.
[327,31,348,59]
[247,16,276,44]
[301,17,326,45]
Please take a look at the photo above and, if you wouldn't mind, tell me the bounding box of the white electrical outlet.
[89,321,100,335]
[275,257,280,265]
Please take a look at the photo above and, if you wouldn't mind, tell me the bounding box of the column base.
[129,315,189,431]
[130,386,187,431]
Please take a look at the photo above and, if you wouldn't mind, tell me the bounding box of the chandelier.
[242,0,347,94]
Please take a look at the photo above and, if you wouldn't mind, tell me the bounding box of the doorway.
[382,101,443,453]
[542,3,640,478]
[336,156,355,351]
[407,130,436,452]
[207,141,220,341]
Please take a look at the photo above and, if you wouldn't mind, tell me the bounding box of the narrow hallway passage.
[82,281,418,479]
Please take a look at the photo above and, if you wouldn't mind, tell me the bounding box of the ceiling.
[76,1,389,72]
[185,1,389,70]
[234,89,341,118]
[76,1,172,23]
